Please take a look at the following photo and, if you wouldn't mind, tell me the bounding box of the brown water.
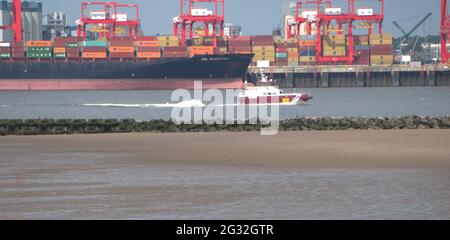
[1,149,450,219]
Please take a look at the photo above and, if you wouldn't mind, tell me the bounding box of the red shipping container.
[136,36,157,41]
[67,53,80,59]
[229,36,250,41]
[276,47,288,52]
[252,40,274,46]
[0,48,10,53]
[251,35,273,41]
[136,46,160,52]
[83,47,107,52]
[110,52,135,58]
[109,41,135,46]
[163,52,188,58]
[163,46,187,52]
[371,49,392,55]
[11,52,25,58]
[10,42,24,47]
[230,46,252,51]
[109,36,135,42]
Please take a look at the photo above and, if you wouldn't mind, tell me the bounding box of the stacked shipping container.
[11,41,25,60]
[109,37,135,61]
[162,46,188,58]
[369,34,393,66]
[53,37,81,60]
[0,33,396,66]
[135,36,161,60]
[0,42,11,59]
[251,35,275,65]
[322,35,346,57]
[299,35,317,65]
[157,36,180,47]
[82,40,107,60]
[27,41,52,60]
[354,35,370,65]
[228,36,252,54]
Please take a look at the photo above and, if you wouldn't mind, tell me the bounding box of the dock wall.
[247,65,450,88]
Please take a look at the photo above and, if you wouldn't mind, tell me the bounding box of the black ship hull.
[0,54,253,90]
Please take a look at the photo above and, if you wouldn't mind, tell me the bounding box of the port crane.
[76,1,140,39]
[173,0,225,47]
[0,0,22,42]
[392,13,433,54]
[441,0,450,63]
[289,0,384,64]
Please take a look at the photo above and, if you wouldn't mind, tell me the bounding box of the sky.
[40,0,441,37]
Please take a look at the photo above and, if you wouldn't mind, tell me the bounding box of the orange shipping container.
[82,52,107,59]
[189,46,214,52]
[27,41,53,47]
[299,40,317,46]
[137,52,161,59]
[53,47,66,54]
[135,41,160,47]
[109,46,135,53]
[288,52,298,58]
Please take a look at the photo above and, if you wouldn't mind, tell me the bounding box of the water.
[0,87,449,120]
[1,151,449,220]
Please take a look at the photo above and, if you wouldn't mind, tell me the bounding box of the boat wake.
[82,99,206,109]
[82,99,302,109]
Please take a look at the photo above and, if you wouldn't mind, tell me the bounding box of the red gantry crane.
[287,0,331,38]
[315,0,355,64]
[0,0,22,42]
[289,0,385,64]
[441,0,449,64]
[173,0,225,47]
[77,1,140,39]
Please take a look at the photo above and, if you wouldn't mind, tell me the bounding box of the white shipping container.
[191,8,213,16]
[90,11,106,20]
[257,60,270,68]
[0,42,11,47]
[401,55,411,63]
[113,14,127,22]
[302,10,317,18]
[325,8,342,15]
[357,8,373,16]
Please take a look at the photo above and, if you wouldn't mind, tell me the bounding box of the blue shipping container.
[276,53,287,58]
[355,45,370,51]
[82,41,107,47]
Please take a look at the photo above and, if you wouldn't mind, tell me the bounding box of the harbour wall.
[247,65,450,88]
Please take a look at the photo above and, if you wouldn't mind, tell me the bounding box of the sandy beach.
[1,130,450,219]
[1,130,450,168]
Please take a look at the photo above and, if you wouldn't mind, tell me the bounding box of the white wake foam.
[82,99,206,108]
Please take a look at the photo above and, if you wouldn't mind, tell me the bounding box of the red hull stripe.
[0,79,244,90]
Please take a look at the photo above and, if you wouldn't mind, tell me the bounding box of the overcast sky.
[40,0,440,37]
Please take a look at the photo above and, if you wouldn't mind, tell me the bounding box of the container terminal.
[0,0,449,90]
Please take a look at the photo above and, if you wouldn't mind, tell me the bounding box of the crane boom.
[392,21,408,36]
[394,12,432,49]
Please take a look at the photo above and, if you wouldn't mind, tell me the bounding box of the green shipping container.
[82,41,107,47]
[54,53,66,58]
[28,47,52,52]
[28,53,52,58]
[0,53,11,58]
[66,43,79,48]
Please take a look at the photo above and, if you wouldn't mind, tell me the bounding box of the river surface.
[0,87,450,120]
[0,151,449,220]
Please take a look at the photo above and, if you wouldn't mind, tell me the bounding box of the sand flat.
[1,130,449,168]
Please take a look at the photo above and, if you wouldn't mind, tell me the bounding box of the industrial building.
[0,0,42,42]
[223,23,242,37]
[42,12,74,40]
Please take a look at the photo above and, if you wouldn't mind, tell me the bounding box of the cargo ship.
[0,54,253,90]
